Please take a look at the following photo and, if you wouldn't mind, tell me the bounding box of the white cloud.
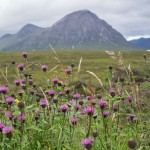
[0,0,149,40]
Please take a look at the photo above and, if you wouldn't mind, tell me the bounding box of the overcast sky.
[0,0,150,40]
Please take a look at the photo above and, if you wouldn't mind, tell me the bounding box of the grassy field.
[0,50,150,149]
[0,50,149,86]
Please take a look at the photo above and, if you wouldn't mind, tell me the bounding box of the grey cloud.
[0,0,150,40]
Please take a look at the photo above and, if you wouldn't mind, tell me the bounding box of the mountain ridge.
[130,38,150,49]
[0,10,139,51]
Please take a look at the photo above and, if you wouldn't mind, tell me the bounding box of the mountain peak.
[18,24,42,36]
[0,10,137,51]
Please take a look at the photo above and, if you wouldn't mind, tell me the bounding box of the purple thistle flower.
[48,90,55,97]
[40,99,48,108]
[65,88,71,94]
[17,63,24,71]
[103,111,109,118]
[126,116,132,120]
[28,89,36,95]
[113,104,118,112]
[18,90,23,96]
[98,100,107,109]
[41,65,48,72]
[18,112,26,122]
[21,83,26,89]
[52,78,59,84]
[59,91,63,96]
[21,79,26,83]
[2,126,14,134]
[29,79,33,85]
[22,52,27,59]
[74,104,81,111]
[6,111,12,118]
[84,106,95,116]
[81,138,94,149]
[0,86,9,94]
[73,93,80,99]
[65,68,72,74]
[0,123,5,132]
[133,116,137,122]
[70,117,78,125]
[60,105,68,112]
[127,96,132,102]
[68,101,73,107]
[109,88,115,97]
[6,97,14,105]
[86,95,92,100]
[14,79,20,86]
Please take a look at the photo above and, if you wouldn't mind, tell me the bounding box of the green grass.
[0,50,149,86]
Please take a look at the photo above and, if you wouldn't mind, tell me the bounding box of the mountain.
[130,38,150,49]
[0,10,137,51]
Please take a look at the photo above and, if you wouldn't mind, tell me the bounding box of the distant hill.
[130,38,150,49]
[0,10,138,51]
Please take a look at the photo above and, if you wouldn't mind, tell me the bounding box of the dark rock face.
[0,10,136,51]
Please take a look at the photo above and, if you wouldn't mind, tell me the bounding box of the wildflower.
[0,86,9,94]
[113,104,118,112]
[15,99,20,104]
[59,91,63,96]
[79,100,84,106]
[81,138,94,149]
[133,116,137,122]
[60,105,68,112]
[40,99,48,108]
[127,138,137,149]
[70,117,78,125]
[6,111,13,120]
[28,79,33,85]
[22,52,27,59]
[143,54,146,59]
[74,105,81,111]
[86,96,92,100]
[96,94,102,99]
[48,90,55,97]
[71,63,75,68]
[14,79,20,86]
[68,101,73,107]
[2,126,14,139]
[21,84,26,90]
[17,63,24,71]
[73,93,80,99]
[126,96,132,102]
[84,106,95,116]
[57,80,64,86]
[118,126,123,130]
[28,89,36,95]
[41,65,48,72]
[12,60,16,65]
[0,123,5,132]
[65,88,71,94]
[6,97,14,105]
[98,100,107,109]
[18,101,25,109]
[103,111,109,118]
[65,68,72,74]
[108,66,112,70]
[52,78,59,84]
[53,98,58,104]
[18,112,26,122]
[21,79,26,83]
[18,90,23,96]
[93,131,98,138]
[109,88,115,97]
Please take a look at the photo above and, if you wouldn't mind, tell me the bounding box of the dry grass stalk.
[78,57,82,73]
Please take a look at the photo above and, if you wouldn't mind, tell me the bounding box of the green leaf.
[26,126,44,132]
